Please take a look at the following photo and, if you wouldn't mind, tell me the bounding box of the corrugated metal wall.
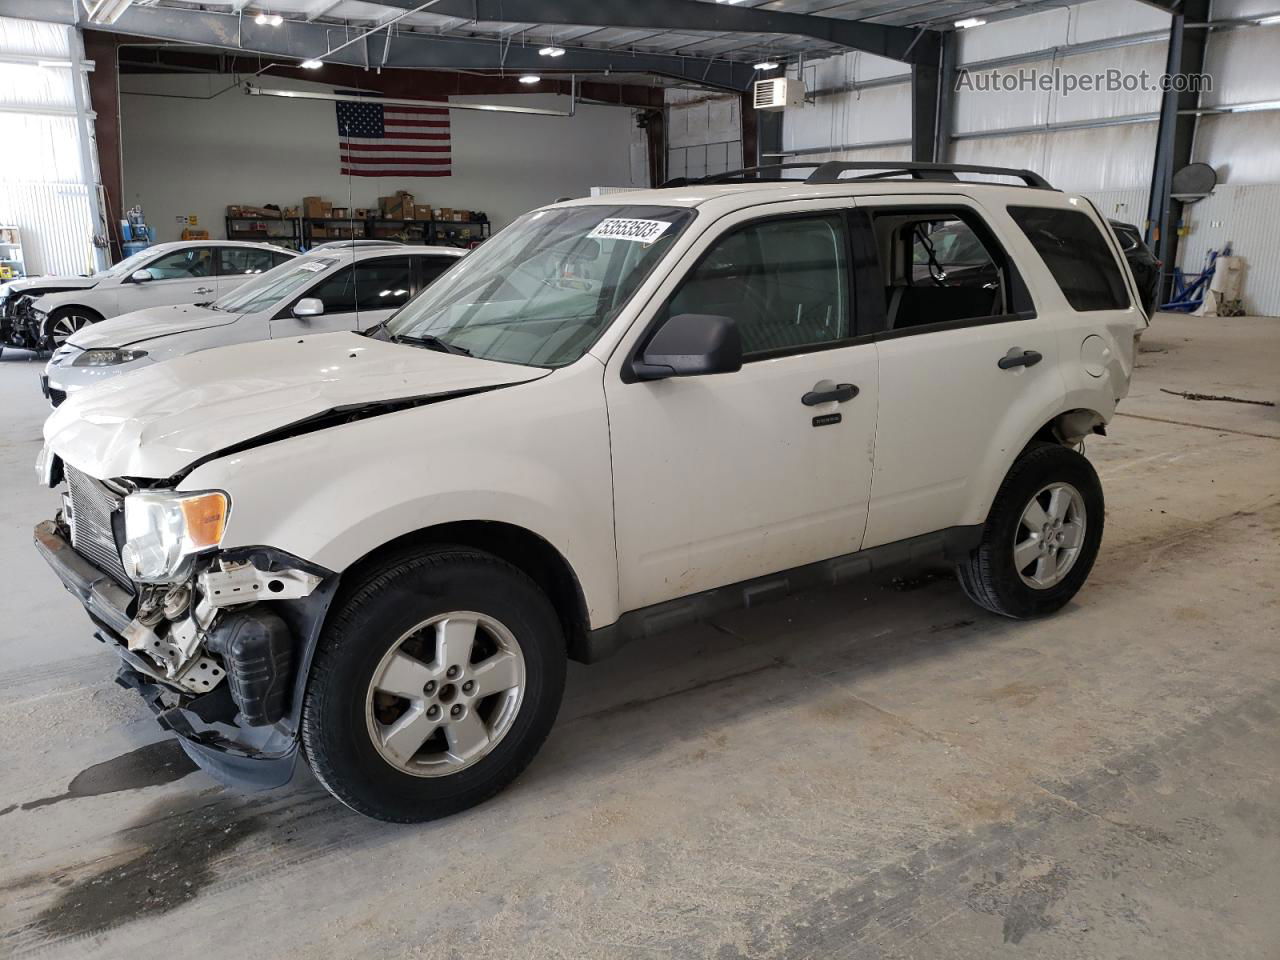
[666,90,742,182]
[0,17,99,277]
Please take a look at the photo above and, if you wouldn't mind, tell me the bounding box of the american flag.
[335,93,451,178]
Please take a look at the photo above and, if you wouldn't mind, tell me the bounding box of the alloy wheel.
[1013,482,1087,589]
[365,611,526,777]
[48,313,91,347]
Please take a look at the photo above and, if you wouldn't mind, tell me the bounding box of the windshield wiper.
[389,333,472,356]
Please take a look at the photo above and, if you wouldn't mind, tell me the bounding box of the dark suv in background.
[1110,220,1160,316]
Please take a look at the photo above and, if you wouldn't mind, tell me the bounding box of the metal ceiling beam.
[374,0,940,64]
[5,2,755,90]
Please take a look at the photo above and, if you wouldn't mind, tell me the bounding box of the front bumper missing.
[34,519,305,790]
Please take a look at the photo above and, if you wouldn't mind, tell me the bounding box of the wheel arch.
[334,520,593,663]
[42,303,106,346]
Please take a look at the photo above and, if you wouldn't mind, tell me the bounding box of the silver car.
[42,245,466,405]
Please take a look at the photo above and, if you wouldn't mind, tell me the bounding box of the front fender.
[182,361,620,627]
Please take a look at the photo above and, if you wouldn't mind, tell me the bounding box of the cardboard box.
[353,208,370,219]
[181,228,210,240]
[378,191,415,219]
[282,206,299,219]
[310,225,328,239]
[414,204,433,220]
[303,196,331,219]
[330,207,349,219]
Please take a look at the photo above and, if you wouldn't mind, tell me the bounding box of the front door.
[270,255,414,337]
[605,208,878,612]
[115,246,217,314]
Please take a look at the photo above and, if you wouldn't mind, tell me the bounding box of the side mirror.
[631,313,742,381]
[293,297,324,318]
[130,268,153,283]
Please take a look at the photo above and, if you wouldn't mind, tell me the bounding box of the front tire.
[956,443,1104,619]
[42,307,102,349]
[301,546,567,823]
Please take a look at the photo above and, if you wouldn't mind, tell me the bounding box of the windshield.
[95,248,156,279]
[384,204,695,367]
[211,256,340,314]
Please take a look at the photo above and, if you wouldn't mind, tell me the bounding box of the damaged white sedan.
[35,162,1145,822]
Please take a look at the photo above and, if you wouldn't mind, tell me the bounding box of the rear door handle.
[998,348,1042,370]
[802,381,859,406]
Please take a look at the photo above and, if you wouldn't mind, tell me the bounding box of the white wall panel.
[782,82,910,151]
[957,0,1169,64]
[1200,24,1280,106]
[1047,45,1167,122]
[665,91,741,181]
[953,122,1157,193]
[1194,112,1280,185]
[953,56,1055,134]
[1177,184,1280,316]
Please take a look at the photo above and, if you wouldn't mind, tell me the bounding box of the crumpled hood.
[44,331,549,480]
[66,303,236,349]
[2,275,97,298]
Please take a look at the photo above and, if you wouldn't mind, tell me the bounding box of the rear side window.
[1008,206,1129,311]
[219,247,276,276]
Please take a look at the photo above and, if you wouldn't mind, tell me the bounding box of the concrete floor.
[1,314,1277,959]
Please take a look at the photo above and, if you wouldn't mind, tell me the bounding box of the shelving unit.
[0,225,25,280]
[301,215,490,250]
[225,215,302,250]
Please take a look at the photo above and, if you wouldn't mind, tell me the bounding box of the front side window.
[353,257,413,310]
[145,247,212,280]
[211,256,339,315]
[385,204,695,367]
[660,214,850,358]
[219,247,277,276]
[1008,205,1130,311]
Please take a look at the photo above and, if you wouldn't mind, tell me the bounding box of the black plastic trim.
[574,525,983,664]
[34,520,135,635]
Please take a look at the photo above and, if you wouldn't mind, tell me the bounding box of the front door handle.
[998,348,1042,370]
[802,381,859,406]
[194,286,214,295]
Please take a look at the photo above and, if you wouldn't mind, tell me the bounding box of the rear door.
[215,246,279,296]
[854,195,1063,548]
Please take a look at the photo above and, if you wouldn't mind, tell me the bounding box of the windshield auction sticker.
[588,218,672,244]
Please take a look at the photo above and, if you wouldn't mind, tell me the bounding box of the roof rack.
[663,161,1054,191]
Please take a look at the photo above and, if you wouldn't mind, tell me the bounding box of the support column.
[67,25,108,272]
[909,32,946,162]
[1146,1,1209,305]
[83,30,122,262]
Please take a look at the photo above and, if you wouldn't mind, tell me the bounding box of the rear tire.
[301,546,566,823]
[956,442,1104,619]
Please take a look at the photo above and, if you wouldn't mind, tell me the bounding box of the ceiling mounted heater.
[753,77,805,111]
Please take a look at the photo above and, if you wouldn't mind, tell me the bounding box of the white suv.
[17,240,297,349]
[40,245,466,405]
[35,163,1144,822]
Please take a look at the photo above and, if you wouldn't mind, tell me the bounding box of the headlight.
[121,490,230,583]
[72,348,148,366]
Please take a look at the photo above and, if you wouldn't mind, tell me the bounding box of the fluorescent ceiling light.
[300,59,323,69]
[954,17,987,28]
[539,46,565,57]
[255,12,284,26]
[37,59,73,68]
[518,74,541,84]
[753,60,779,70]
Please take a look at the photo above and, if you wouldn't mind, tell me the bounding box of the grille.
[65,464,130,586]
